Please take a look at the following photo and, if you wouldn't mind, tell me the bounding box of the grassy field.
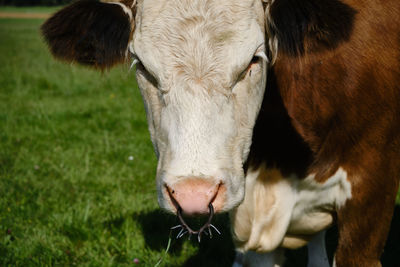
[0,10,400,267]
[0,17,237,266]
[0,6,61,14]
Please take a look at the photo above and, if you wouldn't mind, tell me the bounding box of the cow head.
[42,0,270,216]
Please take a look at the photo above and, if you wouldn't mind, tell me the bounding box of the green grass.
[1,17,400,267]
[0,18,236,266]
[0,6,62,14]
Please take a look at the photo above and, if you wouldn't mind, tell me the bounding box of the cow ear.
[264,0,355,58]
[41,0,136,70]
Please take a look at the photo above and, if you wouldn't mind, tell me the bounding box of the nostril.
[165,179,225,216]
[164,184,179,209]
[210,182,222,203]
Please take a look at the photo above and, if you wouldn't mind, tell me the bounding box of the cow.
[41,0,400,266]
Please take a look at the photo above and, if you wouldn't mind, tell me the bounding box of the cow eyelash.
[130,53,141,69]
[130,57,140,70]
[255,51,268,63]
[130,54,146,73]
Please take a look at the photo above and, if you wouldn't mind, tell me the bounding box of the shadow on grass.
[133,205,400,266]
[132,209,184,255]
[133,210,235,266]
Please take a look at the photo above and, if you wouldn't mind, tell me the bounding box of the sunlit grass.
[0,18,236,266]
[0,6,61,14]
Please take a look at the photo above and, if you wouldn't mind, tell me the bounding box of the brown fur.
[41,0,135,70]
[251,0,400,265]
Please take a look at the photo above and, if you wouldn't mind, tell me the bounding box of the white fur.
[288,168,352,235]
[235,231,330,267]
[132,0,268,213]
[232,167,297,252]
[231,166,352,265]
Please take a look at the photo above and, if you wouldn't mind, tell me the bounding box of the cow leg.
[334,174,398,267]
[307,230,330,267]
[232,249,285,267]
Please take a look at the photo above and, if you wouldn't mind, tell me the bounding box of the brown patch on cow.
[245,67,313,179]
[335,163,399,266]
[41,0,135,70]
[263,0,400,264]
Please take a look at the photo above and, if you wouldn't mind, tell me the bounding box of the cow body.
[41,0,400,266]
[233,0,400,265]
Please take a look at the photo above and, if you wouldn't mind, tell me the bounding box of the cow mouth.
[170,203,221,242]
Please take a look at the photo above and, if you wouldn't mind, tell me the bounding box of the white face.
[132,0,268,214]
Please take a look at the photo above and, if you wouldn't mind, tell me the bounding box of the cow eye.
[249,56,261,68]
[236,55,262,82]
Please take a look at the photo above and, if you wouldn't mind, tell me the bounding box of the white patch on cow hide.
[231,166,297,252]
[132,0,269,214]
[287,167,352,237]
[231,165,352,253]
[233,231,330,267]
